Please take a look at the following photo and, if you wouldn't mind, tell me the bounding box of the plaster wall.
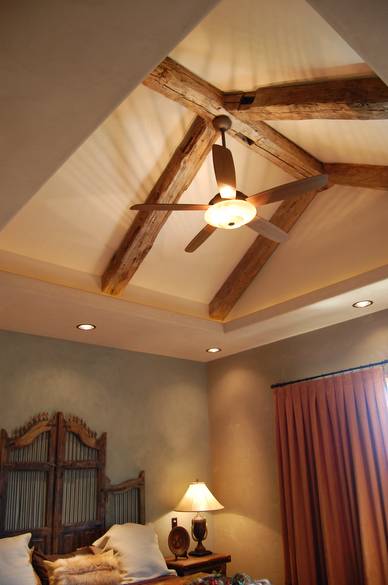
[208,308,388,584]
[0,329,211,552]
[2,308,388,577]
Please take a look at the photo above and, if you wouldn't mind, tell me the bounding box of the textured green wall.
[0,330,210,551]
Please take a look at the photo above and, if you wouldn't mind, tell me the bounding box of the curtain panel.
[274,366,388,585]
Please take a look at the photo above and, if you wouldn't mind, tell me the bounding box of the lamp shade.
[174,481,224,512]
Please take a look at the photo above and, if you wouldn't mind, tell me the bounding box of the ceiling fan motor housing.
[208,191,247,206]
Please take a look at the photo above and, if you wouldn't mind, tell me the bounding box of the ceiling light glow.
[205,199,256,230]
[219,184,236,199]
[76,323,96,331]
[352,300,373,309]
[206,347,222,353]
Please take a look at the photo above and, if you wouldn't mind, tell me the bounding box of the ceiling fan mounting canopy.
[212,115,232,133]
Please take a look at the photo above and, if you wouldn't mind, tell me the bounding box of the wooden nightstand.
[166,553,231,577]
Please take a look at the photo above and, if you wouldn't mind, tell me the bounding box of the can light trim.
[352,300,373,309]
[206,347,222,353]
[76,323,96,331]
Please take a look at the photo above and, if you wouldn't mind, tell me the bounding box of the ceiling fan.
[131,116,328,253]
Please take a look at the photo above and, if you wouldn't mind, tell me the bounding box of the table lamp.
[174,480,224,556]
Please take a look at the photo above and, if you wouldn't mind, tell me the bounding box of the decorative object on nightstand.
[165,553,231,576]
[174,481,224,556]
[168,518,190,560]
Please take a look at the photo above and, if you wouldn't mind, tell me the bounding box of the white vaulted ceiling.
[1,0,388,361]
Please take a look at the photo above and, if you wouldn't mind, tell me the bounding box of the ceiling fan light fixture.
[204,199,256,230]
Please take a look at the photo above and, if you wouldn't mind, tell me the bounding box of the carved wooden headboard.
[0,412,145,554]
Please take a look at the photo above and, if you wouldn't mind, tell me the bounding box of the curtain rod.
[271,358,388,389]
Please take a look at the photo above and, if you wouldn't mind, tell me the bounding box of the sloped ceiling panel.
[307,0,388,84]
[0,0,219,229]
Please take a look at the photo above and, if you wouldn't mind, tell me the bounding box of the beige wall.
[0,329,211,553]
[2,309,388,576]
[208,308,388,585]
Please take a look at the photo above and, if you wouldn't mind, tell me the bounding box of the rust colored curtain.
[275,366,388,585]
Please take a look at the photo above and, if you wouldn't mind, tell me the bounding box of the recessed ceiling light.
[352,300,373,309]
[76,323,96,331]
[206,347,221,353]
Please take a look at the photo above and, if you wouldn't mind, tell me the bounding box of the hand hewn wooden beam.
[325,163,388,190]
[209,190,320,321]
[224,76,388,120]
[101,116,218,295]
[144,57,323,178]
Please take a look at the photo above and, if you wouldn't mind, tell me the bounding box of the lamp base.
[189,549,213,557]
[190,516,212,557]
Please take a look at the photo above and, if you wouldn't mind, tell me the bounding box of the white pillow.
[0,532,40,585]
[93,523,175,583]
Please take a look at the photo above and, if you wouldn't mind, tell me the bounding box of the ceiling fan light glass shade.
[174,482,224,512]
[204,199,256,229]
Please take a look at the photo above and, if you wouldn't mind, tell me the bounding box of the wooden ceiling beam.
[101,115,218,295]
[209,190,320,321]
[224,76,388,120]
[144,57,323,178]
[325,163,388,190]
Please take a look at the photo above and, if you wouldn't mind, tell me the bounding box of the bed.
[0,411,211,585]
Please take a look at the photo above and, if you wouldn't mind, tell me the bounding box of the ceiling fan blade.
[247,216,288,242]
[212,144,236,197]
[185,225,217,253]
[131,203,209,211]
[248,174,328,207]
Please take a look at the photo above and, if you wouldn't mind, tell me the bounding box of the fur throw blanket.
[43,549,124,585]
